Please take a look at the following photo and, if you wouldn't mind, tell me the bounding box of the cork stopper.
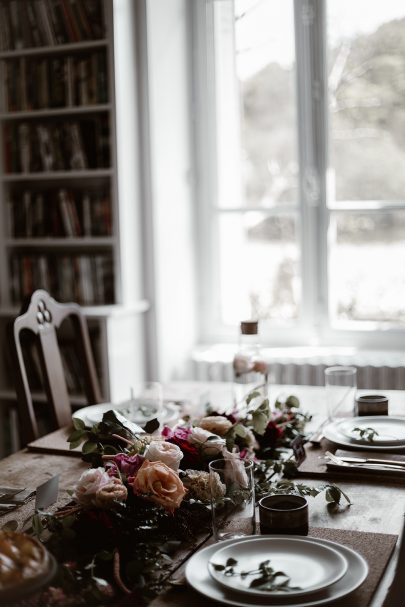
[240,320,258,335]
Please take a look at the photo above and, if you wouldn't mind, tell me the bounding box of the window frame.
[192,0,405,350]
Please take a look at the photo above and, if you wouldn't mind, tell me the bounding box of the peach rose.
[131,460,186,512]
[198,415,233,436]
[94,478,128,508]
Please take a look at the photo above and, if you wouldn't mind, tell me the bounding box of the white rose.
[146,440,184,471]
[188,427,225,457]
[198,415,233,436]
[74,467,111,507]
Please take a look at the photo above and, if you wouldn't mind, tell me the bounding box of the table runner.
[146,527,397,607]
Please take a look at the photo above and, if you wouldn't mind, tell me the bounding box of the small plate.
[186,536,368,607]
[208,537,348,597]
[337,416,405,446]
[73,401,179,429]
[323,420,405,452]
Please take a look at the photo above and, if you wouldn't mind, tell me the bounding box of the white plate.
[186,536,368,607]
[208,537,348,597]
[337,416,405,446]
[323,419,405,452]
[72,401,179,429]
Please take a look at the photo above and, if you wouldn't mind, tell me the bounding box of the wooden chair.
[9,289,103,446]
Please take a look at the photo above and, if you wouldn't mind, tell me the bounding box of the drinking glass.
[325,366,357,420]
[122,382,163,424]
[208,458,255,541]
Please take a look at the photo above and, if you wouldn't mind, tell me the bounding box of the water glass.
[208,458,255,541]
[125,382,163,424]
[325,366,357,420]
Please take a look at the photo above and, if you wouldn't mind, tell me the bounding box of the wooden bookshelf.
[0,0,115,307]
[0,0,148,453]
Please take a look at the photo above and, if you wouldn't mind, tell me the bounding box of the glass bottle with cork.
[233,320,268,410]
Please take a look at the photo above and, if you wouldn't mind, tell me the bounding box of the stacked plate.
[185,536,368,607]
[323,416,405,451]
[72,400,179,429]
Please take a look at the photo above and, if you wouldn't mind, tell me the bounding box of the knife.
[336,456,405,467]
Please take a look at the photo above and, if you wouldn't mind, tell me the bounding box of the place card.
[35,475,60,511]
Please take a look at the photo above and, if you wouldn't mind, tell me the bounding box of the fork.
[325,451,405,471]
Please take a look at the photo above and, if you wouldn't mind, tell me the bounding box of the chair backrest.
[9,289,102,446]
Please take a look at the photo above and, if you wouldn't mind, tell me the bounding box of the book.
[18,123,31,173]
[58,189,74,236]
[68,122,87,170]
[37,124,55,171]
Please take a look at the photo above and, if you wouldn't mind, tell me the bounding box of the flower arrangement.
[20,392,350,606]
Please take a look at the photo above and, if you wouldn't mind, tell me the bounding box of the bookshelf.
[0,0,148,453]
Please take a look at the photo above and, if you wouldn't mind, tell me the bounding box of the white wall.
[144,0,197,381]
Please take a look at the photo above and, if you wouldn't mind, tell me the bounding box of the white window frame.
[191,0,405,350]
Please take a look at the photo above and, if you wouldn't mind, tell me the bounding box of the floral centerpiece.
[17,392,350,606]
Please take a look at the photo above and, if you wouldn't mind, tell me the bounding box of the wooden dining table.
[0,381,404,607]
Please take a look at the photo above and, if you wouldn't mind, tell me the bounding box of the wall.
[143,0,197,381]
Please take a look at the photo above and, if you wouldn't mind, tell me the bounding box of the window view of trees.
[230,0,405,326]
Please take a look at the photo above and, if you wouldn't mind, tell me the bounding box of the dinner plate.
[72,401,179,428]
[337,416,405,446]
[323,419,405,452]
[208,537,348,597]
[185,536,368,607]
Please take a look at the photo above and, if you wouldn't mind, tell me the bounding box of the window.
[194,0,405,348]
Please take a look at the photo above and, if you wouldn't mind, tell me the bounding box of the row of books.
[0,0,105,51]
[7,188,112,238]
[2,51,108,111]
[3,117,110,173]
[9,253,114,305]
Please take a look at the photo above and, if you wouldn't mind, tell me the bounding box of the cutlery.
[334,455,405,467]
[325,451,405,471]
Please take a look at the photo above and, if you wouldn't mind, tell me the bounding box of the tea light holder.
[355,394,388,416]
[259,494,308,536]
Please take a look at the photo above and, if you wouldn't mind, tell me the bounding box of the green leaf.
[144,418,160,434]
[82,441,98,454]
[72,417,86,431]
[285,395,300,408]
[246,390,261,405]
[68,429,85,443]
[234,423,248,438]
[69,439,83,450]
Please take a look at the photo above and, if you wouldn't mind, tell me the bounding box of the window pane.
[232,0,298,208]
[218,213,300,324]
[328,0,405,202]
[329,211,405,323]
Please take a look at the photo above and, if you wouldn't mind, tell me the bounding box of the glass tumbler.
[325,366,357,420]
[208,458,255,541]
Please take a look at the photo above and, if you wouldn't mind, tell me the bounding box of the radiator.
[192,347,405,390]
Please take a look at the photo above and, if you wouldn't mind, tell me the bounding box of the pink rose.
[131,460,186,512]
[74,468,111,507]
[105,453,144,478]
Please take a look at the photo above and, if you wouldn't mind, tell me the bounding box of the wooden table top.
[0,381,404,606]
